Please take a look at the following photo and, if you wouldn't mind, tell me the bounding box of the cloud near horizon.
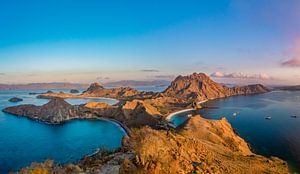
[140,69,160,72]
[210,71,274,80]
[281,38,300,67]
[154,75,175,79]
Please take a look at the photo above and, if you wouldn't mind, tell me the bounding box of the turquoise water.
[0,89,126,173]
[170,91,300,172]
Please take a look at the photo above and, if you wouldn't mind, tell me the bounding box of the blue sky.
[1,0,300,84]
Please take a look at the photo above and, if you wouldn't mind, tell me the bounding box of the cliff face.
[163,73,270,102]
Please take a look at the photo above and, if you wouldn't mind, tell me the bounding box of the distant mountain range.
[273,85,300,91]
[0,83,90,90]
[0,80,171,90]
[103,80,171,87]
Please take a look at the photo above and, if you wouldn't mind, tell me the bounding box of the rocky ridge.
[163,73,270,102]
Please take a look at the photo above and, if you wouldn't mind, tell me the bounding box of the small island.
[8,97,23,103]
[70,89,80,93]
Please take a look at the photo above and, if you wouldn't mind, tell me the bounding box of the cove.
[0,90,126,173]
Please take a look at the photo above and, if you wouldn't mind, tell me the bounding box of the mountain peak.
[163,72,269,102]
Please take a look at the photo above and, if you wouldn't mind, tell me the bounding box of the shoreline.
[40,94,119,101]
[166,99,208,121]
[166,108,196,121]
[4,111,131,136]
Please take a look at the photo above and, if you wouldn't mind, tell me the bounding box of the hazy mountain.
[0,83,89,90]
[103,80,170,87]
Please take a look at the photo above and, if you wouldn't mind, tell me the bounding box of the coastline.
[4,111,131,136]
[166,99,208,121]
[166,108,195,121]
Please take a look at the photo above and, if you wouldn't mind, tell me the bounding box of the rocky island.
[8,97,23,103]
[3,73,289,173]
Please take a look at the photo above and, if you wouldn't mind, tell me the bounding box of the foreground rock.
[120,116,288,173]
[13,116,289,174]
[8,97,23,102]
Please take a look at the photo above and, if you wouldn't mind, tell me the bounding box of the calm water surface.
[0,89,125,173]
[170,91,300,172]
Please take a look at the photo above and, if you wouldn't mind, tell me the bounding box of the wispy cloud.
[96,76,110,80]
[211,71,274,80]
[281,38,300,67]
[140,69,160,72]
[154,75,175,79]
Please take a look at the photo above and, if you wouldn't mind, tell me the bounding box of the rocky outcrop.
[3,98,83,124]
[163,73,270,102]
[8,97,23,102]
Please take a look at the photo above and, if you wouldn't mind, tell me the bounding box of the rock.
[70,89,80,93]
[8,97,23,102]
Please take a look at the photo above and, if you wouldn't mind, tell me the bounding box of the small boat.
[265,116,272,120]
[291,115,297,118]
[233,112,237,116]
[187,114,193,118]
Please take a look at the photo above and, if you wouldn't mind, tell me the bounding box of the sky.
[1,0,300,85]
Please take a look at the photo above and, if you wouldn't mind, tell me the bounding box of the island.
[3,73,288,173]
[8,97,23,103]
